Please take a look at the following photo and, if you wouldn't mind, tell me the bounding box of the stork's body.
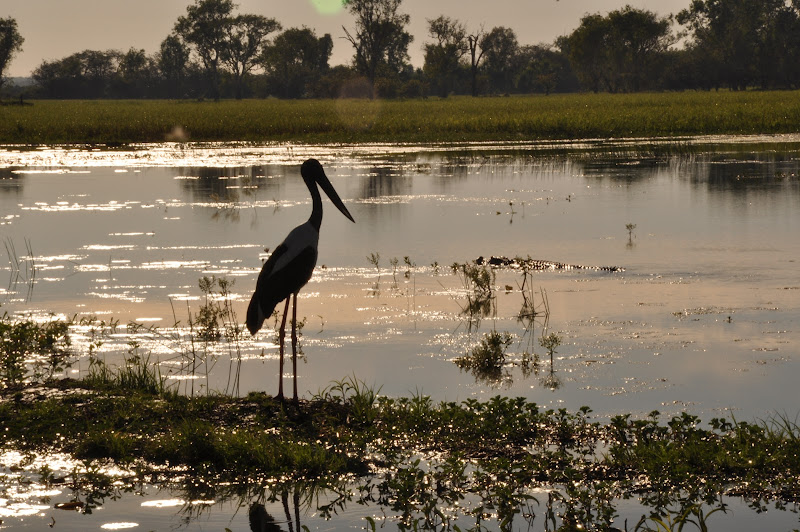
[247,159,354,401]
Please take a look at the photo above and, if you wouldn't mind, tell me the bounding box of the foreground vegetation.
[2,375,800,529]
[2,306,800,529]
[3,91,800,145]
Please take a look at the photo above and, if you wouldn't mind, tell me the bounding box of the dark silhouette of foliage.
[158,34,191,98]
[342,0,413,89]
[221,14,281,99]
[423,16,467,97]
[0,17,24,96]
[676,0,798,90]
[262,27,332,98]
[481,27,520,94]
[563,7,672,93]
[19,0,800,99]
[174,0,235,99]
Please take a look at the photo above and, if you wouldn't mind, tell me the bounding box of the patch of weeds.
[389,256,399,286]
[3,237,36,301]
[538,332,563,390]
[3,380,800,530]
[366,252,380,271]
[0,312,72,388]
[452,261,496,326]
[170,276,246,396]
[455,331,513,386]
[314,375,381,426]
[539,332,562,356]
[367,252,381,296]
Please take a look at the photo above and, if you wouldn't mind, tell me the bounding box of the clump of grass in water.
[0,312,72,388]
[538,332,563,390]
[626,222,637,248]
[367,252,381,296]
[452,261,496,326]
[171,275,246,397]
[83,341,170,397]
[3,237,37,302]
[455,330,513,385]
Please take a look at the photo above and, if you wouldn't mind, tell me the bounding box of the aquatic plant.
[170,276,246,397]
[2,237,36,302]
[455,330,514,386]
[389,256,399,285]
[627,222,638,248]
[0,312,72,387]
[539,332,562,359]
[366,252,380,271]
[452,261,496,327]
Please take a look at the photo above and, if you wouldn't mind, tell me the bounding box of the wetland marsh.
[1,136,799,530]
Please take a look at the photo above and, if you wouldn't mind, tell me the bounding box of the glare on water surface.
[1,138,799,530]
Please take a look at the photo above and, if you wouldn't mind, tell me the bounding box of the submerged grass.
[3,91,800,144]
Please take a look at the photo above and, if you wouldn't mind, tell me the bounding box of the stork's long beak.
[317,171,355,223]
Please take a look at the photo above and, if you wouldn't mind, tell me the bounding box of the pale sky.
[4,0,691,77]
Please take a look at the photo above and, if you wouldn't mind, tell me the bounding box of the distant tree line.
[4,0,800,100]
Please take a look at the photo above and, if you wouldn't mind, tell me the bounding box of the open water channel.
[1,137,799,530]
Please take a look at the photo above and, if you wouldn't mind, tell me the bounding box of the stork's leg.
[277,298,290,401]
[291,292,299,402]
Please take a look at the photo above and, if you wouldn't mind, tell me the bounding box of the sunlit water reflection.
[1,138,800,530]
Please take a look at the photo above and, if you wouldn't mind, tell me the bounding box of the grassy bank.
[2,91,800,145]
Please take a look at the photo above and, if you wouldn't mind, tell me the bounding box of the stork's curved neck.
[307,177,322,232]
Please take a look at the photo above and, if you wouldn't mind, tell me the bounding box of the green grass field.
[2,91,800,144]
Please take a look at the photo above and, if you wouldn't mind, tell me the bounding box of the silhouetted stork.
[246,158,355,402]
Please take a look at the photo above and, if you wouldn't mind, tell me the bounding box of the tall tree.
[262,27,332,98]
[480,26,519,94]
[175,0,235,99]
[563,13,613,92]
[0,17,25,95]
[677,0,786,89]
[564,7,672,93]
[221,14,281,99]
[117,48,154,98]
[342,0,412,89]
[466,25,486,96]
[515,44,576,95]
[605,7,673,92]
[158,34,191,98]
[423,15,467,97]
[32,50,118,98]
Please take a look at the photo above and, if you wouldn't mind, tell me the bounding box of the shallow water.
[1,138,800,529]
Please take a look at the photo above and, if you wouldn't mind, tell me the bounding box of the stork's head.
[302,158,355,223]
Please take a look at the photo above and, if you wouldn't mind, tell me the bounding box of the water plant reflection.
[453,260,558,389]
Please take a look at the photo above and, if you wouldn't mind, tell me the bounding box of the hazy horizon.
[4,0,690,78]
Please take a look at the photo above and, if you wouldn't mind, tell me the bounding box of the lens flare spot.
[311,0,343,15]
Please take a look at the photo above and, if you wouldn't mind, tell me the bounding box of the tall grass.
[3,91,800,144]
